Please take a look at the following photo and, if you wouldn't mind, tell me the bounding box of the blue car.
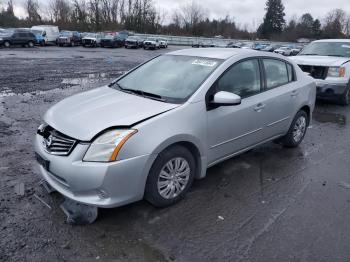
[31,29,46,46]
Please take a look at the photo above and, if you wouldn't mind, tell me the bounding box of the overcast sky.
[12,0,350,31]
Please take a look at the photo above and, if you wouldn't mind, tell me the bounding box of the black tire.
[40,41,45,46]
[339,83,350,106]
[4,41,10,48]
[144,145,196,208]
[281,110,309,148]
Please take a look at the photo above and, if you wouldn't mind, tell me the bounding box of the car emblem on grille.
[43,135,53,149]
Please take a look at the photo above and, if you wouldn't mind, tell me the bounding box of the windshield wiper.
[300,53,320,56]
[119,87,167,102]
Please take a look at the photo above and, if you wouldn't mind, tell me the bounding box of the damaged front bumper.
[315,79,348,101]
[34,134,155,208]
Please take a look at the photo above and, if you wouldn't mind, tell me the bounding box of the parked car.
[82,33,102,47]
[100,34,125,48]
[159,38,168,48]
[143,37,160,50]
[0,29,36,48]
[31,29,46,46]
[125,36,143,49]
[192,40,215,48]
[31,25,59,45]
[57,31,82,47]
[290,39,350,105]
[226,42,241,48]
[290,46,303,56]
[262,44,281,52]
[240,42,255,49]
[274,46,292,56]
[35,48,315,211]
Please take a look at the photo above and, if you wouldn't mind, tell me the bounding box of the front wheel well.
[159,141,202,179]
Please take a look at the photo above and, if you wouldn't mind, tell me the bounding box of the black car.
[0,29,36,48]
[125,36,143,48]
[57,31,82,47]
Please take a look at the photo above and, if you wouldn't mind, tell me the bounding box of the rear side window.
[263,59,290,89]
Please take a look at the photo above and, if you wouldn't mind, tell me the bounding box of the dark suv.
[0,29,36,48]
[100,31,131,48]
[57,31,82,47]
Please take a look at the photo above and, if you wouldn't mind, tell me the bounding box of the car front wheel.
[28,41,34,47]
[339,83,350,106]
[145,145,196,207]
[3,41,10,48]
[281,110,308,148]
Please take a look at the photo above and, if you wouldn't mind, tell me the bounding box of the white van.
[31,25,59,44]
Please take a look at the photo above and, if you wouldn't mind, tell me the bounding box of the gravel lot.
[1,46,350,262]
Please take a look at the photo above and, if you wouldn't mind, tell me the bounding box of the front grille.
[83,39,94,45]
[298,65,328,80]
[39,126,77,156]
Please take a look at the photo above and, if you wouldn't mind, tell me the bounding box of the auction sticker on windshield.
[192,59,218,67]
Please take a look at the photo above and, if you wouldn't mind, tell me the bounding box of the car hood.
[44,86,180,141]
[83,37,97,40]
[290,55,350,67]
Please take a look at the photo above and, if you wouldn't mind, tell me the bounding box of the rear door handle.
[291,90,299,97]
[254,103,266,112]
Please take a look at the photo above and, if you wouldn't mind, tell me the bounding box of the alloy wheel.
[293,116,306,143]
[157,157,191,199]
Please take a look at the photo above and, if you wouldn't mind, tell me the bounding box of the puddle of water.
[313,111,346,126]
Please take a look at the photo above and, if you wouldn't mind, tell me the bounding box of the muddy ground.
[1,46,350,262]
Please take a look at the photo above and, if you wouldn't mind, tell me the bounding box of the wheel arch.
[150,135,207,180]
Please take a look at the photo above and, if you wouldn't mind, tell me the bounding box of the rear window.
[263,59,290,89]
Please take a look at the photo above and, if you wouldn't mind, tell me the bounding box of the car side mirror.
[211,91,241,106]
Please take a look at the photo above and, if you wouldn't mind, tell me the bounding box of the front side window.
[116,55,222,103]
[263,59,289,89]
[216,59,261,98]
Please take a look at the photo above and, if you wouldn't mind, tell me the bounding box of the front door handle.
[254,103,266,112]
[291,90,299,97]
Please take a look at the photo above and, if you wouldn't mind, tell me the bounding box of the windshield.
[299,42,350,57]
[31,30,42,35]
[85,33,97,38]
[128,36,138,40]
[146,37,157,41]
[60,31,72,36]
[116,55,222,103]
[103,35,113,39]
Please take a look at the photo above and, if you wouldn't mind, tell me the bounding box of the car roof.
[313,39,350,43]
[168,48,261,60]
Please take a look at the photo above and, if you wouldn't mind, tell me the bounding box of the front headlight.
[327,67,346,77]
[83,129,137,162]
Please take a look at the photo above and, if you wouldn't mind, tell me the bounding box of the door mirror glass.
[212,91,241,106]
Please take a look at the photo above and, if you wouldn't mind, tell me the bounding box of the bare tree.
[49,0,71,25]
[25,0,41,23]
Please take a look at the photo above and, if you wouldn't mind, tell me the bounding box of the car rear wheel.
[281,110,308,148]
[28,41,34,48]
[145,145,196,207]
[3,41,10,48]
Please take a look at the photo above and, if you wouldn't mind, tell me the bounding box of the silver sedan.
[34,48,316,208]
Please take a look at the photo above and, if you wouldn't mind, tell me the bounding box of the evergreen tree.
[258,0,286,39]
[312,19,322,39]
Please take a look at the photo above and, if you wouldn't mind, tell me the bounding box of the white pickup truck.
[290,39,350,105]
